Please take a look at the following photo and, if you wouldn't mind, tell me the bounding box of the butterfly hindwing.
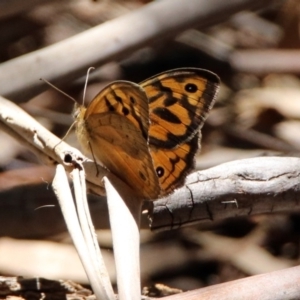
[141,68,219,195]
[149,133,200,195]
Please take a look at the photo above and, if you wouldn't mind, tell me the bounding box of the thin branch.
[0,0,53,20]
[52,165,114,300]
[105,177,142,300]
[0,0,279,102]
[1,95,300,234]
[0,95,134,197]
[72,167,114,299]
[150,156,300,231]
[0,93,145,299]
[153,265,300,300]
[230,50,300,74]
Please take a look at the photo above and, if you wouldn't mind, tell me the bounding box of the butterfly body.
[75,68,220,200]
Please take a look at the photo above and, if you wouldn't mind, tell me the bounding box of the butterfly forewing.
[141,68,219,149]
[85,113,160,199]
[76,81,160,199]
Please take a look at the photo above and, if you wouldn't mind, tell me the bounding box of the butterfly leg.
[88,140,101,177]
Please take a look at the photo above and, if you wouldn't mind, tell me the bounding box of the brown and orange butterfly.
[75,68,220,200]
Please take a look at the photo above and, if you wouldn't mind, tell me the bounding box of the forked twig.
[105,177,142,300]
[0,95,130,196]
[0,94,144,300]
[52,165,114,300]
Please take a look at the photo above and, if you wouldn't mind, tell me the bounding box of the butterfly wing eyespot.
[185,83,198,93]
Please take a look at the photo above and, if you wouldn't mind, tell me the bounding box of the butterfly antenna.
[34,204,56,211]
[82,67,95,106]
[53,120,77,150]
[40,78,77,103]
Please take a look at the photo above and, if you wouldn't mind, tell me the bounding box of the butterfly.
[75,68,220,200]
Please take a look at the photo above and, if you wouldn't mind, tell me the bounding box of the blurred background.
[0,0,299,296]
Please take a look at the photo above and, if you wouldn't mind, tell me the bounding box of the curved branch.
[0,95,132,197]
[150,156,300,231]
[0,0,278,102]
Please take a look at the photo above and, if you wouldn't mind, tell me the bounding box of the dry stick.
[0,95,144,298]
[0,0,278,102]
[0,276,92,299]
[184,229,292,275]
[153,265,300,300]
[224,125,298,152]
[72,140,143,298]
[72,167,115,299]
[0,96,82,165]
[230,50,300,74]
[2,95,300,233]
[0,95,121,196]
[0,0,49,19]
[150,156,300,231]
[105,178,142,300]
[1,83,299,300]
[0,118,56,167]
[52,165,114,300]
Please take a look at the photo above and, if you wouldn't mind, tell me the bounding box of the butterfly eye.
[156,166,164,178]
[185,83,198,93]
